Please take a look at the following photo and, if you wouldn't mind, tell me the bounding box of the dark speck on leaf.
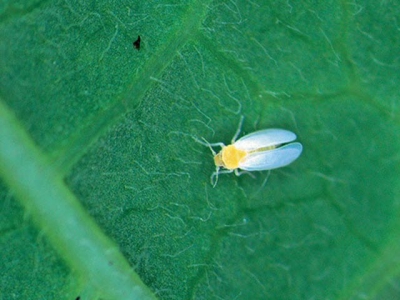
[133,35,141,50]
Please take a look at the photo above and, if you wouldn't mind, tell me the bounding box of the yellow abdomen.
[214,145,247,170]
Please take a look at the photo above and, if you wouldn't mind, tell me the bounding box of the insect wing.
[234,129,297,151]
[239,142,303,171]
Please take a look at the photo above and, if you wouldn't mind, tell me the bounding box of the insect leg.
[231,115,245,143]
[211,168,234,187]
[234,169,256,178]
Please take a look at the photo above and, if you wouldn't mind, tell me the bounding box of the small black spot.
[133,35,141,50]
[75,297,80,300]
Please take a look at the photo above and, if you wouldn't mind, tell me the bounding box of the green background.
[1,0,400,299]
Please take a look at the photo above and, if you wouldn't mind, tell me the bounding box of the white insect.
[199,117,303,187]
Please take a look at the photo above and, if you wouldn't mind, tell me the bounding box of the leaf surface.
[1,1,399,299]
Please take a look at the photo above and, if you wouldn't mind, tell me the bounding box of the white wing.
[239,142,303,171]
[234,129,297,151]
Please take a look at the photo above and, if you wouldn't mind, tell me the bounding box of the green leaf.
[1,1,399,299]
